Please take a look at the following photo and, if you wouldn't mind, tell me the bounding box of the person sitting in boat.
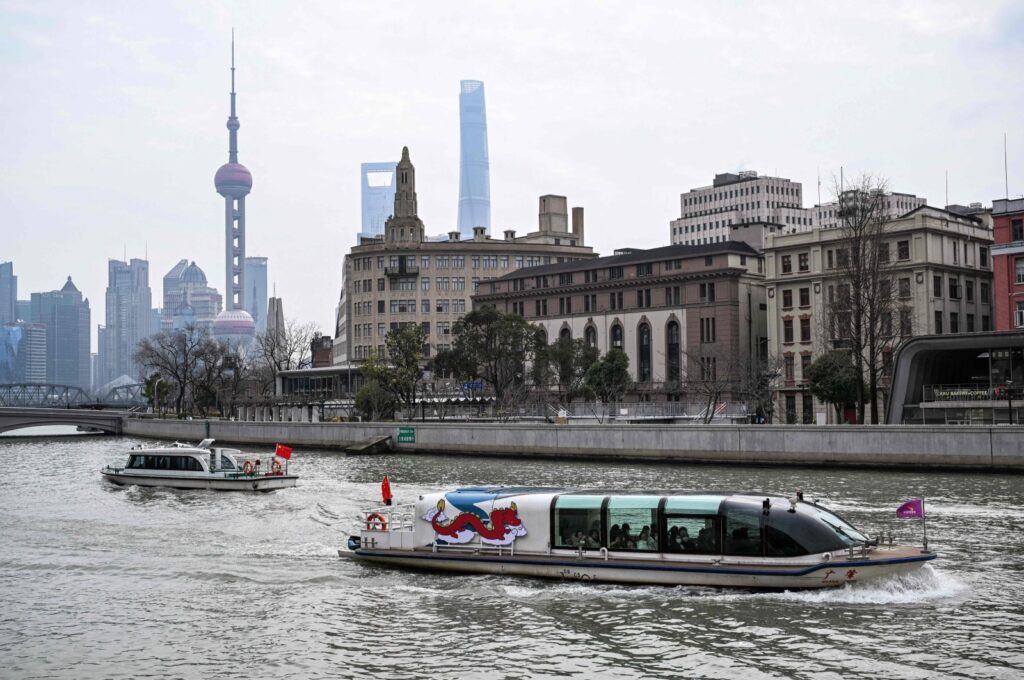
[697,528,715,553]
[586,529,601,549]
[678,527,697,553]
[609,525,623,549]
[637,526,657,550]
[666,526,683,552]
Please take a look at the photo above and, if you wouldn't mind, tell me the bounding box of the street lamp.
[1007,378,1014,425]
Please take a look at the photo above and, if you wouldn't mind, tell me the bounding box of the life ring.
[242,460,254,475]
[366,512,388,531]
[271,459,282,475]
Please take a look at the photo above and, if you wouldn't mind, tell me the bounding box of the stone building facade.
[764,205,994,424]
[334,147,597,364]
[473,241,768,401]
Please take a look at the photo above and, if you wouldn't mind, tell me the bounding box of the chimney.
[571,207,584,245]
[504,229,516,241]
[448,231,461,242]
[473,226,487,240]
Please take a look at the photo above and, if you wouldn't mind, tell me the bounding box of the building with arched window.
[474,241,767,402]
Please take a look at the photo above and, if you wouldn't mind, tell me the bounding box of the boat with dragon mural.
[339,486,936,589]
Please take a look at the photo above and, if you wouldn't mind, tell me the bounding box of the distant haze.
[1,1,1022,344]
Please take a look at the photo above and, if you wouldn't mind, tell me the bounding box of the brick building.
[992,198,1024,330]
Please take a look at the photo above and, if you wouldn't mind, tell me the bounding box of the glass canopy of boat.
[550,493,867,557]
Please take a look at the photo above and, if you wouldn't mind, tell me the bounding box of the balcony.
[384,266,419,278]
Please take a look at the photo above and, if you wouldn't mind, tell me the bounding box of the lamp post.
[1008,378,1015,425]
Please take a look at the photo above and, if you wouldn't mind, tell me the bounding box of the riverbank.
[120,418,1024,471]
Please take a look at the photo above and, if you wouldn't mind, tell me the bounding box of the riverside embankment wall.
[120,418,1024,471]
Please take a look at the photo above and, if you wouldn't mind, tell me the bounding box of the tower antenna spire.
[227,28,239,163]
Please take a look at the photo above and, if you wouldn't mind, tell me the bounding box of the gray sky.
[2,0,1022,345]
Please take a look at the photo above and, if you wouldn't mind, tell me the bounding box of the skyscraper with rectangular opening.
[457,80,491,237]
[361,162,397,239]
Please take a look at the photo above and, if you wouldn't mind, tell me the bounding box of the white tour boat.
[340,486,936,589]
[101,439,298,492]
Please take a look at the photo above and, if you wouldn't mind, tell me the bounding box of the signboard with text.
[397,427,416,444]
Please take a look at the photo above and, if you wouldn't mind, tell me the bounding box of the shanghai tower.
[456,80,491,237]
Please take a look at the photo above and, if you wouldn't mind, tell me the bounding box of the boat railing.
[362,504,416,533]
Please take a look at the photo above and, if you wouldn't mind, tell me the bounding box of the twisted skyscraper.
[456,80,491,238]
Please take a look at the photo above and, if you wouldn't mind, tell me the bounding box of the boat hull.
[101,471,298,492]
[341,546,935,590]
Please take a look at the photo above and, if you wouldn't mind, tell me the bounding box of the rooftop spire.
[227,29,240,163]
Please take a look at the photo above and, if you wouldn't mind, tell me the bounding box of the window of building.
[967,313,975,333]
[950,312,960,334]
[783,319,794,343]
[900,308,912,337]
[800,353,812,380]
[980,247,989,269]
[636,289,651,308]
[949,278,961,299]
[784,355,795,382]
[878,242,890,263]
[802,393,814,424]
[559,272,574,285]
[420,277,430,291]
[699,317,716,343]
[1016,258,1024,284]
[637,323,652,382]
[636,263,652,277]
[934,310,943,334]
[983,315,991,331]
[1013,219,1024,242]
[453,277,466,291]
[981,282,990,304]
[452,256,465,268]
[585,325,597,349]
[933,275,943,298]
[782,289,793,309]
[781,255,792,274]
[471,256,480,269]
[611,323,623,349]
[377,300,385,314]
[666,321,680,383]
[897,240,910,260]
[799,287,810,308]
[800,318,811,343]
[826,250,834,269]
[420,299,430,314]
[437,255,449,269]
[798,253,809,272]
[609,266,624,280]
[699,282,716,302]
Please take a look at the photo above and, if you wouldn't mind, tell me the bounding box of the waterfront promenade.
[121,418,1024,471]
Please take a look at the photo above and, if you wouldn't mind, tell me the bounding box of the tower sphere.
[215,162,252,197]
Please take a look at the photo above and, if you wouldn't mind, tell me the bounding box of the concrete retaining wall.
[120,418,1024,471]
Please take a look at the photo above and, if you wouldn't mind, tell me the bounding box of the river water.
[1,433,1022,680]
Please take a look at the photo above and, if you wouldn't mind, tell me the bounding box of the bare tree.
[822,173,907,423]
[134,324,221,417]
[683,347,742,423]
[253,319,319,396]
[737,353,785,423]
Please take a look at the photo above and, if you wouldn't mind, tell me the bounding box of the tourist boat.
[340,486,936,589]
[101,439,298,492]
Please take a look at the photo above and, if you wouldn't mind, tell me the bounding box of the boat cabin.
[403,488,869,559]
[122,441,244,475]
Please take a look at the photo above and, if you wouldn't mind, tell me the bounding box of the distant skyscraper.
[361,162,398,238]
[457,80,491,237]
[0,262,16,325]
[244,256,268,333]
[103,258,152,381]
[30,276,90,388]
[267,296,285,341]
[212,35,256,343]
[0,322,46,383]
[161,260,222,331]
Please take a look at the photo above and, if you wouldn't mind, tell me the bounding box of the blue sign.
[463,382,483,391]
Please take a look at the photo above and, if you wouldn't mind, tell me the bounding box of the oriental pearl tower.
[212,34,256,344]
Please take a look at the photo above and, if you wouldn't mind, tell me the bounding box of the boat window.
[553,495,603,549]
[764,507,850,556]
[220,456,235,470]
[808,506,868,544]
[665,515,720,554]
[607,496,660,552]
[127,455,145,469]
[723,500,763,556]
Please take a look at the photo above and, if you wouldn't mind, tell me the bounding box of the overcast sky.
[2,1,1023,345]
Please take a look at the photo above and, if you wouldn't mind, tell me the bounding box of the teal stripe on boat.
[664,496,723,513]
[556,495,605,509]
[607,496,662,509]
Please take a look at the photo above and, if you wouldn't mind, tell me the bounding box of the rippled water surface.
[1,434,1022,679]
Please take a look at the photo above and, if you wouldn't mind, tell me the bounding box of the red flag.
[274,443,293,460]
[896,498,924,518]
[381,474,393,505]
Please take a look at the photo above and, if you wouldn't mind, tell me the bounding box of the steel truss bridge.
[0,383,147,409]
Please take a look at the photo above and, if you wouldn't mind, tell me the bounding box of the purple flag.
[896,498,924,518]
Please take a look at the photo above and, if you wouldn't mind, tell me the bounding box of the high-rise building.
[244,256,268,333]
[103,258,152,381]
[457,80,491,238]
[812,191,926,229]
[267,296,285,341]
[212,36,256,344]
[0,322,46,383]
[670,171,814,249]
[361,162,398,238]
[0,262,16,325]
[161,260,223,331]
[16,300,30,323]
[30,276,90,388]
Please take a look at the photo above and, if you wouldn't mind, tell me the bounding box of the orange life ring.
[242,460,254,475]
[366,512,388,531]
[271,459,282,475]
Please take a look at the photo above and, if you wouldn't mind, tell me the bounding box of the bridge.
[0,407,125,435]
[0,383,147,409]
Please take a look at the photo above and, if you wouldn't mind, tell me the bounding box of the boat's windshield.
[808,505,868,544]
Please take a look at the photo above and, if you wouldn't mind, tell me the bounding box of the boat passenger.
[609,525,623,549]
[586,529,601,549]
[666,526,683,553]
[637,526,657,550]
[697,528,715,553]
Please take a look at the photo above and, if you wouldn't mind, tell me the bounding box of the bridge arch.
[0,409,123,435]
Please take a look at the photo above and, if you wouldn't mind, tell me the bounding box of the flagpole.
[922,497,928,552]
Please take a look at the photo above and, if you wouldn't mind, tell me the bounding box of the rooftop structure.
[361,162,398,239]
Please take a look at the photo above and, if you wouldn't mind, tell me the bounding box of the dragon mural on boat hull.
[422,497,527,546]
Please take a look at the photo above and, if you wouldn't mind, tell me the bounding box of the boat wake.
[769,564,967,605]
